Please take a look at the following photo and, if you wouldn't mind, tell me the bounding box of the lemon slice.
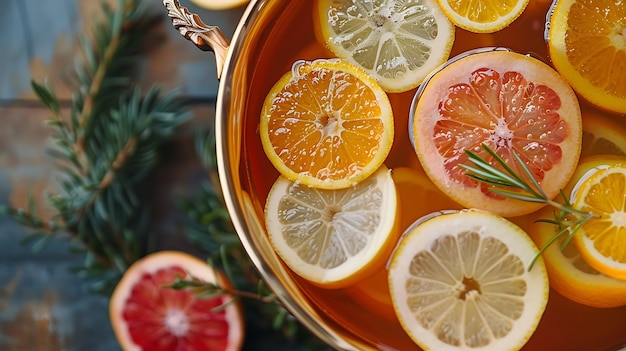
[316,0,455,92]
[573,165,626,280]
[528,205,626,308]
[388,210,548,351]
[190,0,249,10]
[265,165,399,289]
[260,58,394,190]
[437,0,529,33]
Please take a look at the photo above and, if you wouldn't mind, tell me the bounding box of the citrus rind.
[437,0,530,33]
[528,205,626,308]
[412,49,582,217]
[109,251,244,351]
[573,165,626,280]
[547,0,626,115]
[260,58,394,190]
[581,105,626,157]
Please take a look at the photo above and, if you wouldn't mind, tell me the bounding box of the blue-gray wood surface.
[0,1,244,350]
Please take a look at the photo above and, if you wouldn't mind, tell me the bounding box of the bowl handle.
[163,0,231,79]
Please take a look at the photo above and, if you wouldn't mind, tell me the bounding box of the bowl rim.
[213,1,371,349]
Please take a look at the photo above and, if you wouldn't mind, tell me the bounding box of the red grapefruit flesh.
[109,251,244,351]
[412,49,582,217]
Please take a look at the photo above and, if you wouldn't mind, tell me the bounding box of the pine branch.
[173,128,330,349]
[2,0,190,296]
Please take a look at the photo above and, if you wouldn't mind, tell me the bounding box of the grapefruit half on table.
[412,49,582,217]
[109,251,244,351]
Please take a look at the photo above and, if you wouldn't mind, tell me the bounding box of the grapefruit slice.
[109,251,244,351]
[189,0,249,10]
[412,49,582,217]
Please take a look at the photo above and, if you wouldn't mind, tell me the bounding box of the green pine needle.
[2,0,189,296]
[461,144,597,271]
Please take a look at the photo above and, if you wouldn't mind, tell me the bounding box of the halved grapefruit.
[109,251,244,351]
[412,49,582,217]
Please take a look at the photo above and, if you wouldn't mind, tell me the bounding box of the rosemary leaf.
[462,144,596,272]
[488,189,549,203]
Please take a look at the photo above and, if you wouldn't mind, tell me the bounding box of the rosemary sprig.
[461,144,597,270]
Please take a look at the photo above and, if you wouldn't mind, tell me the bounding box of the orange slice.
[437,0,530,33]
[260,58,394,190]
[581,104,626,157]
[316,0,455,92]
[345,167,461,319]
[412,49,582,217]
[572,164,626,280]
[109,251,244,351]
[526,155,626,308]
[388,210,549,351]
[547,0,626,115]
[264,166,399,289]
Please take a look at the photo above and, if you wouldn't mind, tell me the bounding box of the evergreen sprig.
[0,0,190,295]
[462,144,597,270]
[175,127,330,350]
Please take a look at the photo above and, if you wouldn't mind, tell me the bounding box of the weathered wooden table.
[0,1,244,349]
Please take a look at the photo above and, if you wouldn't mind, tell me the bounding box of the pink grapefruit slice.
[109,251,244,351]
[412,49,582,217]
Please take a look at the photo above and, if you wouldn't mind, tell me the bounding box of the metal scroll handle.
[162,0,231,79]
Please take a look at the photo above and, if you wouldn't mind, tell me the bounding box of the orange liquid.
[241,1,626,349]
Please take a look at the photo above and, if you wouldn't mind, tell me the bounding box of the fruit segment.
[316,0,455,92]
[109,251,244,351]
[388,210,548,351]
[412,49,582,217]
[260,59,394,190]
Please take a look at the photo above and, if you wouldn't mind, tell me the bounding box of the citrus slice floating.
[526,155,626,308]
[265,165,399,289]
[547,0,626,115]
[345,268,396,320]
[260,58,394,190]
[528,204,626,308]
[346,167,461,319]
[437,0,529,33]
[316,0,455,92]
[412,49,582,217]
[388,210,548,351]
[110,251,244,351]
[572,165,626,280]
[581,104,626,157]
[391,166,463,228]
